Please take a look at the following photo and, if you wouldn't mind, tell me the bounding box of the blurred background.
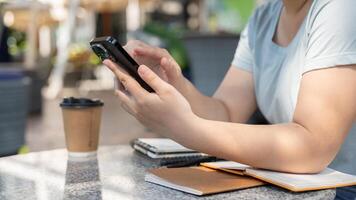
[1,0,356,178]
[0,0,264,157]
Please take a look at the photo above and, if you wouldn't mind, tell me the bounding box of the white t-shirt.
[232,0,356,124]
[232,0,356,174]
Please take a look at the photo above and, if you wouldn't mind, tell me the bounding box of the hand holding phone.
[90,36,154,92]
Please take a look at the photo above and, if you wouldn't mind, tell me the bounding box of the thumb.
[138,65,171,94]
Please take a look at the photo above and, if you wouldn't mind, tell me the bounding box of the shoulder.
[304,0,356,74]
[309,0,356,12]
[307,0,356,30]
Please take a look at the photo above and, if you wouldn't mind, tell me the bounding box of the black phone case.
[90,36,154,93]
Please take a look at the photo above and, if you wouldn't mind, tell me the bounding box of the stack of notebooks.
[145,161,356,196]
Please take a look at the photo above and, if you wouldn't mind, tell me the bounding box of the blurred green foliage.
[143,22,189,70]
[208,0,255,33]
[7,29,27,58]
[18,145,29,154]
[224,0,255,26]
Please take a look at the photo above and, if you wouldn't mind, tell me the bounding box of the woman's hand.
[103,59,197,137]
[123,40,186,92]
[108,40,233,122]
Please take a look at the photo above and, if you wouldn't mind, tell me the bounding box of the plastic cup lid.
[60,97,104,108]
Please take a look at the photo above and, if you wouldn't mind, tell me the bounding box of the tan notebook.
[201,161,356,192]
[145,166,265,195]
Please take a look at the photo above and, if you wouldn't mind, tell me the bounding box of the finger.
[115,90,136,116]
[103,59,117,70]
[115,90,134,107]
[138,65,171,94]
[103,59,123,74]
[123,40,147,56]
[121,102,135,116]
[104,59,148,99]
[160,57,180,80]
[103,59,130,76]
[104,59,128,80]
[134,47,166,60]
[124,40,148,50]
[116,81,132,98]
[115,78,126,92]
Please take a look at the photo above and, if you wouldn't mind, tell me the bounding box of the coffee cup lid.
[60,97,104,108]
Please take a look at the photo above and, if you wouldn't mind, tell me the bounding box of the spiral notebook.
[132,138,210,159]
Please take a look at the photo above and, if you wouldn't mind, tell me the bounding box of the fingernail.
[138,65,148,76]
[161,57,167,65]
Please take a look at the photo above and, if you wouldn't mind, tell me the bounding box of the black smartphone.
[90,36,154,93]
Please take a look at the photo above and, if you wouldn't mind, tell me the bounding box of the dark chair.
[182,33,239,96]
[0,68,29,156]
[182,33,267,124]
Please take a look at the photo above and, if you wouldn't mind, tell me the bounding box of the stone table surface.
[0,145,335,200]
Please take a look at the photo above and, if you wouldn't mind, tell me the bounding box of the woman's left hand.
[103,60,197,137]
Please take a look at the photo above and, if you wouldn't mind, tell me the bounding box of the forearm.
[177,78,230,121]
[172,116,331,173]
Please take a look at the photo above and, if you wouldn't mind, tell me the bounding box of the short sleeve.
[304,0,356,73]
[231,23,254,73]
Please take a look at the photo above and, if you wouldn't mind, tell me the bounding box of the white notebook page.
[138,138,194,153]
[245,168,356,191]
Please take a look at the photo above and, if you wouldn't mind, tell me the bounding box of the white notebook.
[245,168,356,192]
[201,161,356,192]
[132,138,208,159]
[135,138,195,153]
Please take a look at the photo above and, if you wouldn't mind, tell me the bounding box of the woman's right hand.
[117,40,232,122]
[122,40,187,92]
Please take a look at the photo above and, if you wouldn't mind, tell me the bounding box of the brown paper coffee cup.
[60,97,104,153]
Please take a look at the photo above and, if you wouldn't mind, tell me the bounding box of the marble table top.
[0,145,336,200]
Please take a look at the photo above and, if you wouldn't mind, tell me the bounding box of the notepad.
[145,166,265,195]
[201,161,356,192]
[132,138,209,159]
[135,138,195,153]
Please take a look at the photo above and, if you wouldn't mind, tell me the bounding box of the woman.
[104,0,356,198]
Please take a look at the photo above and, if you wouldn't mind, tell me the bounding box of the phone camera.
[91,44,111,61]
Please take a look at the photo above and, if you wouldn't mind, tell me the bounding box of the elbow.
[278,125,339,174]
[303,153,336,174]
[255,155,330,174]
[276,160,329,174]
[275,145,335,174]
[284,152,335,174]
[293,163,328,174]
[293,143,340,174]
